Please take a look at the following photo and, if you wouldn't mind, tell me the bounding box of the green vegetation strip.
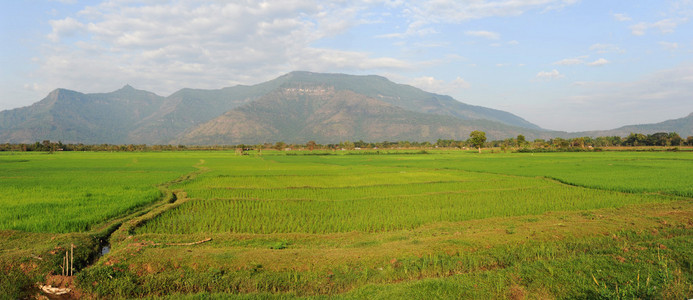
[136,153,689,234]
[81,203,693,299]
[288,152,693,197]
[138,178,667,234]
[0,152,199,232]
[1,150,691,299]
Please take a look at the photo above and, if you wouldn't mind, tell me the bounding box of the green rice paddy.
[137,155,673,234]
[1,150,691,298]
[0,152,198,232]
[2,150,690,234]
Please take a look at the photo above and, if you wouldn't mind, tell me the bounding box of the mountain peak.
[119,84,136,91]
[45,88,81,101]
[48,87,75,95]
[111,84,161,98]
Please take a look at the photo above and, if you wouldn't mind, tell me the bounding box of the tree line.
[1,132,691,153]
[491,132,691,150]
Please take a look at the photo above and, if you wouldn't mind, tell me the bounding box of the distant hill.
[3,71,689,145]
[267,72,543,130]
[0,72,550,144]
[125,83,283,143]
[570,113,693,138]
[0,85,165,144]
[173,86,549,144]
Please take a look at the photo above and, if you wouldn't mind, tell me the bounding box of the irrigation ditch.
[36,160,209,298]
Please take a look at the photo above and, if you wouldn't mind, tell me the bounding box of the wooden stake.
[71,244,74,276]
[64,251,68,276]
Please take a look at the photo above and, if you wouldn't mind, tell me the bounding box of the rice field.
[2,151,689,234]
[2,150,691,299]
[0,152,199,232]
[288,151,693,197]
[136,152,687,234]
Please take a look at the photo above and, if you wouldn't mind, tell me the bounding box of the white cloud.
[36,0,411,96]
[612,13,631,22]
[535,69,563,80]
[490,40,519,47]
[587,58,609,66]
[551,65,693,130]
[413,42,449,48]
[409,76,470,95]
[589,43,623,54]
[47,17,85,41]
[553,56,609,67]
[630,18,684,35]
[553,56,587,65]
[407,0,578,21]
[465,30,500,40]
[659,41,679,50]
[294,48,412,71]
[49,0,78,4]
[630,22,648,36]
[652,19,682,34]
[452,77,471,89]
[377,0,579,38]
[23,83,41,91]
[376,32,406,39]
[39,0,580,97]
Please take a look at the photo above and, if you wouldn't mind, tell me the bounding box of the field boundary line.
[541,176,693,200]
[89,159,209,234]
[108,159,210,244]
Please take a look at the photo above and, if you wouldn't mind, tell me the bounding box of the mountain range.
[0,71,691,144]
[568,112,693,139]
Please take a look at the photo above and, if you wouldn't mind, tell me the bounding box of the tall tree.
[516,134,526,148]
[306,140,317,151]
[668,132,682,146]
[648,132,669,146]
[469,131,486,153]
[623,133,647,146]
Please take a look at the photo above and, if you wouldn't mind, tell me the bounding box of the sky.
[1,0,692,132]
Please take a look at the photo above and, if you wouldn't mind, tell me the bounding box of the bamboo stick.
[70,244,74,276]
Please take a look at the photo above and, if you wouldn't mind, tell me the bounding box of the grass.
[291,151,693,197]
[137,153,684,234]
[0,152,199,232]
[82,201,693,298]
[138,175,668,234]
[1,150,691,299]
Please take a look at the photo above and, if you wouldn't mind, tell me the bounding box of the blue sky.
[1,0,692,132]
